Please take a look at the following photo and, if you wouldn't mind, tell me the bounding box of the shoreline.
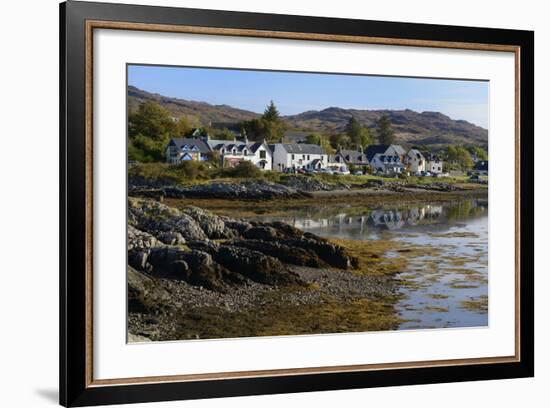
[164,187,488,218]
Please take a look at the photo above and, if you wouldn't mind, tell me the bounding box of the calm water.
[251,198,489,330]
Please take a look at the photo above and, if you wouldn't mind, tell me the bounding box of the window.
[303,154,306,159]
[291,154,295,160]
[307,155,310,160]
[259,150,266,159]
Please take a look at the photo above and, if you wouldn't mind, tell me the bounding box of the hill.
[285,107,488,147]
[128,86,259,127]
[128,86,487,147]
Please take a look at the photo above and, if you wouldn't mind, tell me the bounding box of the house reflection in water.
[271,200,485,237]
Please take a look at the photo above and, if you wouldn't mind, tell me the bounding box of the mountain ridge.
[128,85,488,147]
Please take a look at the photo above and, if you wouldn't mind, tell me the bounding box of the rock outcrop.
[127,198,357,295]
[129,180,313,201]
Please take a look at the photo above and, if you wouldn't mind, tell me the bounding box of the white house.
[165,138,210,164]
[406,149,426,174]
[207,137,273,170]
[370,153,405,174]
[426,154,444,174]
[270,143,328,172]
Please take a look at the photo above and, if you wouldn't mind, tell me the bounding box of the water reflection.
[252,198,489,330]
[256,199,488,239]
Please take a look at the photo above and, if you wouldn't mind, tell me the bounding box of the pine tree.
[377,115,395,145]
[262,100,281,122]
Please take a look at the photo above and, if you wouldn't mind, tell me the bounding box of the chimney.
[279,137,284,143]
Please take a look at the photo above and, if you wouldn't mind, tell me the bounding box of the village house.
[165,137,210,164]
[370,153,405,174]
[426,154,444,175]
[206,136,272,170]
[330,147,370,167]
[270,143,328,172]
[365,144,407,163]
[406,149,427,174]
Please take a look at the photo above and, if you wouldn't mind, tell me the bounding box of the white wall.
[0,1,546,408]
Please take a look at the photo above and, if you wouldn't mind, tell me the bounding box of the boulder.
[127,266,170,313]
[127,225,161,251]
[230,239,325,268]
[213,245,304,286]
[180,205,231,239]
[156,231,186,246]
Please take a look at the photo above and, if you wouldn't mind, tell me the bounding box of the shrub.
[211,161,263,179]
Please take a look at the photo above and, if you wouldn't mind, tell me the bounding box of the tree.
[128,101,177,162]
[345,117,373,149]
[173,116,193,137]
[376,115,395,145]
[128,101,175,140]
[262,100,281,122]
[446,145,459,162]
[305,132,322,145]
[241,101,287,142]
[329,133,352,150]
[468,146,488,161]
[455,146,474,170]
[214,128,236,140]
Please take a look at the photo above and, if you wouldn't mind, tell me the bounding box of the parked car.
[352,170,364,176]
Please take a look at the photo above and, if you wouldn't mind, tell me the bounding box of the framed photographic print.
[59,0,534,406]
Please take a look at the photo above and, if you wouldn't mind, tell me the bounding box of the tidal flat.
[127,192,489,341]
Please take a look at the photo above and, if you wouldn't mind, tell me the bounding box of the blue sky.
[128,65,489,129]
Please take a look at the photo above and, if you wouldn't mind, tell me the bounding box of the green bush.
[214,161,262,179]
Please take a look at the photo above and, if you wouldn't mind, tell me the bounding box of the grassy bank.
[129,161,482,187]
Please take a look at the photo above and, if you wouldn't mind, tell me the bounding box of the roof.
[279,143,326,155]
[407,149,425,160]
[168,138,210,153]
[338,149,369,164]
[208,139,269,155]
[248,141,267,153]
[389,144,406,156]
[365,145,390,162]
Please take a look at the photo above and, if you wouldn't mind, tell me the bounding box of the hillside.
[128,86,259,127]
[128,86,488,147]
[286,107,488,147]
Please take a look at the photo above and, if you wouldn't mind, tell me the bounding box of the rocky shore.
[127,198,400,341]
[128,176,483,202]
